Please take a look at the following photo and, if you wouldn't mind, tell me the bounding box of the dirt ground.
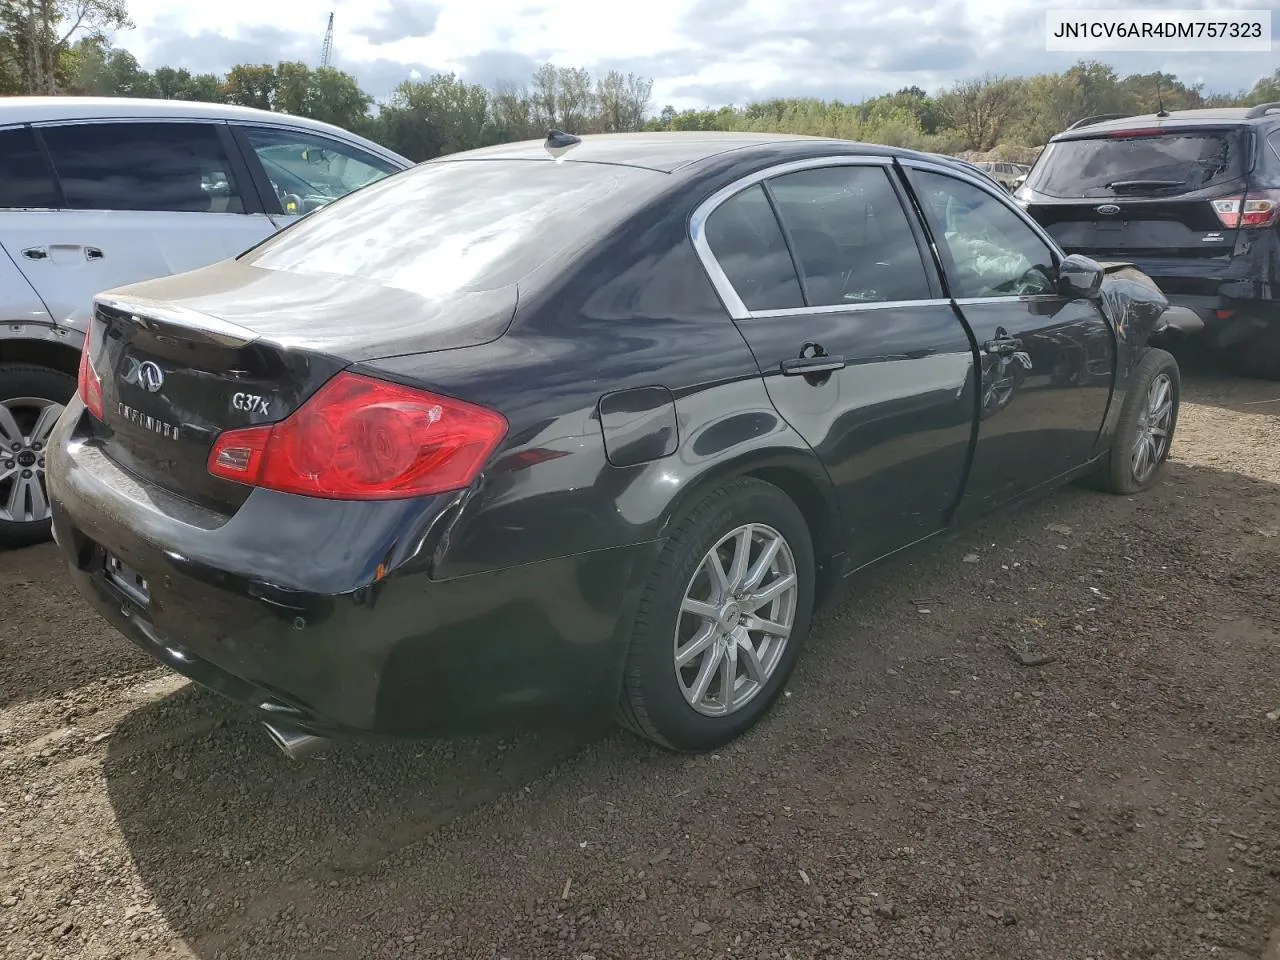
[2,368,1279,960]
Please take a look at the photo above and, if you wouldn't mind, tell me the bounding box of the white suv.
[0,97,412,547]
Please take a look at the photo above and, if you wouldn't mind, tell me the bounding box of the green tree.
[0,0,130,94]
[938,74,1020,151]
[152,65,222,101]
[220,63,276,110]
[373,72,492,161]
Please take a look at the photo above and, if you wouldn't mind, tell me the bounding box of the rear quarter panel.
[360,174,841,583]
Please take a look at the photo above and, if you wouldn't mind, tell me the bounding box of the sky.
[114,0,1280,110]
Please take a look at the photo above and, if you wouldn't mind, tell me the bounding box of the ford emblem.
[1096,204,1121,216]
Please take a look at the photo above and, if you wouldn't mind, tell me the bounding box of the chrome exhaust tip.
[263,722,332,760]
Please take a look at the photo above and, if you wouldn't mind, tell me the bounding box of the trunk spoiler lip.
[94,294,261,349]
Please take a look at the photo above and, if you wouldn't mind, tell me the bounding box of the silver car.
[0,97,412,546]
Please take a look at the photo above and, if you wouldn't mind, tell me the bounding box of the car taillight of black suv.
[1014,103,1280,377]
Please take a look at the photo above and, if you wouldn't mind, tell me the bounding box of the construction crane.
[319,12,334,69]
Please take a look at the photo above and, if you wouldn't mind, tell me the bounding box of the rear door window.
[704,184,804,311]
[1030,129,1247,198]
[39,121,246,213]
[765,165,932,305]
[239,127,399,214]
[0,127,60,209]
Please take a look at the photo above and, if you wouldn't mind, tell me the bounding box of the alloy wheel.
[1131,372,1173,484]
[674,523,799,717]
[0,396,62,526]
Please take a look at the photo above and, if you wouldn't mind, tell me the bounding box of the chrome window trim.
[896,156,1069,264]
[690,154,910,321]
[954,295,1061,306]
[30,117,227,129]
[749,298,952,319]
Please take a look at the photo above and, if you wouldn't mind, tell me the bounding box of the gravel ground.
[2,369,1279,960]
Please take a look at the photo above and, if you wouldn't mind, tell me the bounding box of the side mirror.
[1057,253,1103,299]
[1013,174,1027,190]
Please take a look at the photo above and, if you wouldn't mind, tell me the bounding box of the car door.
[901,160,1116,521]
[229,124,403,227]
[0,119,277,327]
[695,158,978,569]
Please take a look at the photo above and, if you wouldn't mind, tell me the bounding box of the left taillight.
[77,325,104,420]
[207,371,508,501]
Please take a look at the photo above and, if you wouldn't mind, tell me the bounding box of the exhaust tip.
[263,722,332,760]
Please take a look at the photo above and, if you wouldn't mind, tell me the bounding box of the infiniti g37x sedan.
[48,132,1189,757]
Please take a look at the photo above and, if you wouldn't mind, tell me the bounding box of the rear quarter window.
[241,159,666,298]
[1029,129,1248,198]
[0,127,60,208]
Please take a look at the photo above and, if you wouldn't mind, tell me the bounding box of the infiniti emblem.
[137,361,165,393]
[1096,204,1121,216]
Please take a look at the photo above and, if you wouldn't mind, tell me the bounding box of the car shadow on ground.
[96,451,1280,960]
[0,541,156,709]
[1167,345,1280,415]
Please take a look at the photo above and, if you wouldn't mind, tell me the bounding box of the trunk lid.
[86,264,518,514]
[1030,194,1241,259]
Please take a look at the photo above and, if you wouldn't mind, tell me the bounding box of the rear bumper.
[1100,239,1280,346]
[48,400,659,740]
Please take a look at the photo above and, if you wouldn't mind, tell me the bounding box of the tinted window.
[242,159,665,300]
[41,122,245,213]
[913,171,1057,299]
[767,166,931,305]
[704,184,803,311]
[1029,130,1247,198]
[242,127,399,214]
[0,127,59,208]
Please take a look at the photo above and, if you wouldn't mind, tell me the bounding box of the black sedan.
[47,132,1188,758]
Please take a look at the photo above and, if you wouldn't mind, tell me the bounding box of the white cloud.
[114,0,1280,108]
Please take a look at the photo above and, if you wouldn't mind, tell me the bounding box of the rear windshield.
[1029,129,1248,198]
[240,159,664,297]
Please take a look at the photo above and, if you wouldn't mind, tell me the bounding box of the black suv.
[1015,104,1280,376]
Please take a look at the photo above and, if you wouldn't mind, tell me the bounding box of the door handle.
[21,247,47,261]
[983,336,1021,356]
[780,355,847,375]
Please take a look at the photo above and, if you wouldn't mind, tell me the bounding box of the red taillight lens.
[1212,192,1280,230]
[77,327,104,420]
[207,371,507,500]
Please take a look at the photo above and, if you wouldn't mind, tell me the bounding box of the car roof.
[0,96,409,162]
[1054,107,1280,140]
[431,131,910,174]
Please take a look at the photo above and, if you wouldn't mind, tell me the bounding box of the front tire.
[616,477,815,752]
[1101,348,1180,495]
[0,363,75,549]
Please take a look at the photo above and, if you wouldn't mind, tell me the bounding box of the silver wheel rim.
[0,396,62,525]
[1131,372,1173,484]
[674,522,799,718]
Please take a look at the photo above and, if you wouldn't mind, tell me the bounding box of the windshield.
[1029,129,1248,198]
[241,159,665,299]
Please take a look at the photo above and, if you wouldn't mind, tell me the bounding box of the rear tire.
[616,477,815,752]
[0,363,75,549]
[1099,348,1180,495]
